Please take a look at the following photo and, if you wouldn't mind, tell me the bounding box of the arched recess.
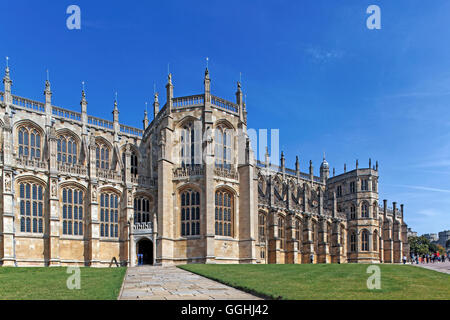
[136,236,154,265]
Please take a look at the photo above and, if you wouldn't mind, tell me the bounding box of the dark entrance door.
[137,238,154,265]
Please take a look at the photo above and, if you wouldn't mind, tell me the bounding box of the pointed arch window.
[361,230,369,251]
[19,182,44,234]
[181,189,200,236]
[18,126,41,159]
[131,151,138,176]
[215,189,233,237]
[215,126,232,169]
[100,192,119,238]
[258,213,266,243]
[62,187,84,236]
[350,205,356,220]
[122,150,138,176]
[361,202,369,218]
[350,231,357,252]
[57,135,77,165]
[96,142,110,170]
[180,123,199,167]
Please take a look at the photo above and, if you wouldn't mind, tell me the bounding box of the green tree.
[408,236,430,256]
[429,243,438,254]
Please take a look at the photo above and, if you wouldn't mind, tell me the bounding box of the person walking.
[310,253,314,264]
[402,255,407,264]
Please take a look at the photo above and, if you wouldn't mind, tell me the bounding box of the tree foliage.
[408,236,432,255]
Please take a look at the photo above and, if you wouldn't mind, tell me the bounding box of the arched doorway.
[137,238,154,265]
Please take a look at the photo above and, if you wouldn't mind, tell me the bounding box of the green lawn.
[0,267,126,300]
[179,264,450,300]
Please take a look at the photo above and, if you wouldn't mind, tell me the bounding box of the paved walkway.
[118,266,261,300]
[415,261,450,274]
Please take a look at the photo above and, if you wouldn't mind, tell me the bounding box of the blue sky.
[1,0,449,235]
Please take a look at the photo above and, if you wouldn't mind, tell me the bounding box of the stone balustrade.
[133,222,153,234]
[97,168,122,181]
[214,167,239,180]
[173,165,204,178]
[57,163,88,176]
[15,156,47,170]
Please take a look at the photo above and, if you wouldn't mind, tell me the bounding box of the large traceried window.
[134,197,151,224]
[18,126,41,159]
[62,187,84,236]
[215,190,233,237]
[361,230,369,251]
[57,135,77,165]
[215,126,232,169]
[181,189,200,236]
[19,182,44,234]
[96,142,110,170]
[100,192,119,238]
[180,123,199,167]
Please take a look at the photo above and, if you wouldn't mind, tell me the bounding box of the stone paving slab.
[415,261,450,274]
[119,266,261,300]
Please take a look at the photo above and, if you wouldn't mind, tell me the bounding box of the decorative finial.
[46,69,49,82]
[239,72,242,83]
[5,56,10,77]
[168,63,170,75]
[206,57,209,70]
[153,83,156,95]
[115,91,118,102]
[145,102,148,113]
[82,81,85,92]
[323,151,326,160]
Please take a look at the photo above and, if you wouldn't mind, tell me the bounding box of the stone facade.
[0,64,409,267]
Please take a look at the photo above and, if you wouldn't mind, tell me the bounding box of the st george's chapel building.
[0,62,409,267]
